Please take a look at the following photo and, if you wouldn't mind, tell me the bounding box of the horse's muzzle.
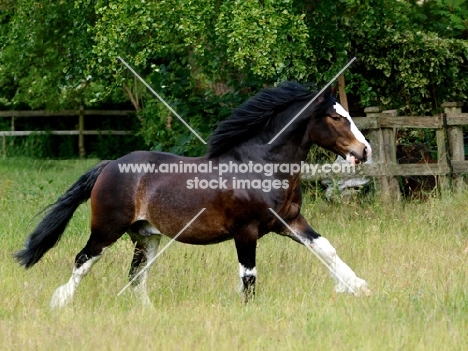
[347,144,372,165]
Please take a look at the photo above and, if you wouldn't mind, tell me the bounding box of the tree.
[0,0,120,110]
[1,0,468,156]
[408,0,468,39]
[86,0,317,154]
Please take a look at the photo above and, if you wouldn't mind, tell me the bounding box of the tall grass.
[1,158,467,350]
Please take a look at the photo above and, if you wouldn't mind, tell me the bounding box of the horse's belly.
[144,209,234,245]
[173,230,233,245]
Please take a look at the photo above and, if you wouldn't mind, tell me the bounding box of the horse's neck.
[263,139,311,164]
[221,141,310,168]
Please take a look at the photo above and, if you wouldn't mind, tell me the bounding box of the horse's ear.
[330,84,338,97]
[316,85,333,103]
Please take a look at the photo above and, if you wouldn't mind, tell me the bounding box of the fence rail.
[0,131,132,136]
[0,108,135,157]
[0,110,134,117]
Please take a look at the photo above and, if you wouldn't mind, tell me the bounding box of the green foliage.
[408,0,468,39]
[1,0,468,156]
[348,29,468,114]
[0,2,14,109]
[87,0,317,155]
[0,1,95,109]
[214,0,313,80]
[3,132,142,160]
[115,53,249,156]
[6,133,54,158]
[89,133,145,160]
[335,0,468,114]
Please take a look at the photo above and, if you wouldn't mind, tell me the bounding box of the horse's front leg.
[233,227,257,303]
[288,214,371,296]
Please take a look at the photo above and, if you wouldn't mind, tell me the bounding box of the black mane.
[208,82,316,158]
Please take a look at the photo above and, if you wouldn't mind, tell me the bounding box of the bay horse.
[15,82,372,308]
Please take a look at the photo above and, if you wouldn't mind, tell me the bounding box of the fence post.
[364,106,383,163]
[381,109,400,202]
[364,107,383,196]
[364,106,400,202]
[436,124,450,194]
[78,105,86,158]
[337,75,349,111]
[442,102,465,191]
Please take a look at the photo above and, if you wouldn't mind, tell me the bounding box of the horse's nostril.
[363,146,368,161]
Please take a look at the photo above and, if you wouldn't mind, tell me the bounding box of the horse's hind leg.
[127,234,161,306]
[50,229,125,309]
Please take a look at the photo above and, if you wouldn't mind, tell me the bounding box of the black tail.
[14,160,111,268]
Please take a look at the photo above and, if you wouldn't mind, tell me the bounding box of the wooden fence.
[0,108,134,157]
[2,103,468,201]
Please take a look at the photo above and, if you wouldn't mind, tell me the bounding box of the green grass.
[1,158,468,350]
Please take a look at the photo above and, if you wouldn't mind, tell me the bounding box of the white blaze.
[333,103,372,156]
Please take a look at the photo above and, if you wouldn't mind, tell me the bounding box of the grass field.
[1,158,468,350]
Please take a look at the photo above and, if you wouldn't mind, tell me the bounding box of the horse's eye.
[331,116,341,122]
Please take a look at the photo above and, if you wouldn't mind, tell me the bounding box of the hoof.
[354,283,372,297]
[335,277,371,296]
[50,284,74,309]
